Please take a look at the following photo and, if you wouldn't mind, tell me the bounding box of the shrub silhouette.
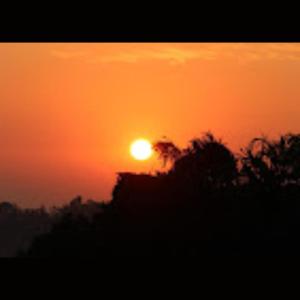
[17,132,300,257]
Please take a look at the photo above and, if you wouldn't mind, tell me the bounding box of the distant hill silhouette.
[12,132,300,256]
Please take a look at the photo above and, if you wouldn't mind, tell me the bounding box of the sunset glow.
[1,43,300,207]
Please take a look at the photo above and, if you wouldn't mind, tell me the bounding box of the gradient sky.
[1,43,300,207]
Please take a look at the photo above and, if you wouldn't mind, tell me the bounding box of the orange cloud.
[51,44,300,66]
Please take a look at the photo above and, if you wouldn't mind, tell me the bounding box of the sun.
[130,139,153,161]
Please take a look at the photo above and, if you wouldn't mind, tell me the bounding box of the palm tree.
[240,133,300,186]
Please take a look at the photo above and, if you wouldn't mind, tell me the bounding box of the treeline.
[0,198,104,257]
[11,132,300,256]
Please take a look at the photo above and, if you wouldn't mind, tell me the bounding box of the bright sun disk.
[130,139,153,161]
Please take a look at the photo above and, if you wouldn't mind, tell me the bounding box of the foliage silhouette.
[13,132,300,256]
[0,202,52,257]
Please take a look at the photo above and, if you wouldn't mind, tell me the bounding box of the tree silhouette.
[154,132,237,192]
[241,133,300,186]
[153,138,181,168]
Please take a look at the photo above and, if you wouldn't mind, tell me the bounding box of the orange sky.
[1,43,300,207]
